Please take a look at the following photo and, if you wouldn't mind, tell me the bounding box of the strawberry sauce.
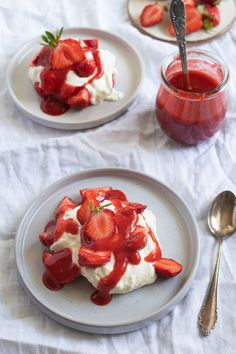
[31,39,104,116]
[42,271,64,291]
[156,59,227,145]
[40,97,69,116]
[92,254,128,305]
[145,228,162,262]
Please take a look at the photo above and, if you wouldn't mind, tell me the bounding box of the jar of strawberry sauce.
[156,50,229,145]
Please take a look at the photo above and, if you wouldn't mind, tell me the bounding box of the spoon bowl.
[208,191,236,239]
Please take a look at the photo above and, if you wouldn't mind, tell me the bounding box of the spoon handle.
[198,239,223,335]
[169,0,190,90]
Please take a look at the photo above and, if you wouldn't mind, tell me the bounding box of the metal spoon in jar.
[199,191,236,335]
[169,0,191,90]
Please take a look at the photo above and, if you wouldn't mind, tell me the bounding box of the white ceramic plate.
[7,28,143,130]
[128,0,236,43]
[15,168,199,334]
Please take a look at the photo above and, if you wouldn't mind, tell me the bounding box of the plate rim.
[127,0,236,44]
[15,167,200,334]
[7,27,144,130]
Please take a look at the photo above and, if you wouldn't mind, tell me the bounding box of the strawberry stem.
[40,27,63,48]
[88,202,112,213]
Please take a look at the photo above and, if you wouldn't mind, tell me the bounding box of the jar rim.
[161,49,229,98]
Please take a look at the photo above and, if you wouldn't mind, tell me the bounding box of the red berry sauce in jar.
[156,51,229,145]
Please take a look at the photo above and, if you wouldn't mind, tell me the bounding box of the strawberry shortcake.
[29,28,123,116]
[39,187,183,305]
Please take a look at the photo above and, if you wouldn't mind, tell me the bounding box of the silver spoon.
[199,191,236,336]
[169,0,191,90]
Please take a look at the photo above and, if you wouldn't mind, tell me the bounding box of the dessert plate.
[15,168,199,334]
[7,28,143,130]
[128,0,236,43]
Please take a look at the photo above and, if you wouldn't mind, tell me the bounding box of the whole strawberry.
[198,4,220,30]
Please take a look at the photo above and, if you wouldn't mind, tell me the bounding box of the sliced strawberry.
[182,0,196,7]
[154,258,183,278]
[79,248,111,267]
[80,228,95,248]
[50,39,84,70]
[117,206,137,222]
[42,249,80,283]
[67,87,90,109]
[42,271,64,290]
[53,215,78,242]
[83,39,99,50]
[80,187,112,203]
[129,202,146,214]
[116,206,138,234]
[105,189,127,202]
[32,46,52,67]
[115,206,138,236]
[201,5,220,30]
[40,70,60,95]
[55,196,77,218]
[140,4,164,27]
[34,82,47,98]
[42,250,52,264]
[115,213,130,236]
[50,48,72,69]
[77,198,99,225]
[90,230,125,252]
[84,209,115,241]
[127,251,141,265]
[185,7,203,34]
[62,39,85,62]
[126,226,148,251]
[107,198,123,211]
[169,7,202,35]
[74,60,96,77]
[60,82,76,100]
[40,97,69,116]
[39,219,56,247]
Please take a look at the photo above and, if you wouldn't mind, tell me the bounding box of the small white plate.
[15,168,199,334]
[128,0,236,43]
[7,28,143,130]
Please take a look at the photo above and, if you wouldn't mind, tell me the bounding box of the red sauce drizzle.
[144,228,162,262]
[91,290,112,306]
[91,254,128,306]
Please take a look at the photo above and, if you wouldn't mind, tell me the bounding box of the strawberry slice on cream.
[39,187,183,306]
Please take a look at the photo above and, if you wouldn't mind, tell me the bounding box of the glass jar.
[156,50,229,145]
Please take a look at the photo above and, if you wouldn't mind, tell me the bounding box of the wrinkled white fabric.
[0,1,236,353]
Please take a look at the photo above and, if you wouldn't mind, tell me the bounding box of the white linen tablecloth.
[1,0,236,353]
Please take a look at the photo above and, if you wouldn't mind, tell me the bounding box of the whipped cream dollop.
[51,202,159,294]
[28,40,123,105]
